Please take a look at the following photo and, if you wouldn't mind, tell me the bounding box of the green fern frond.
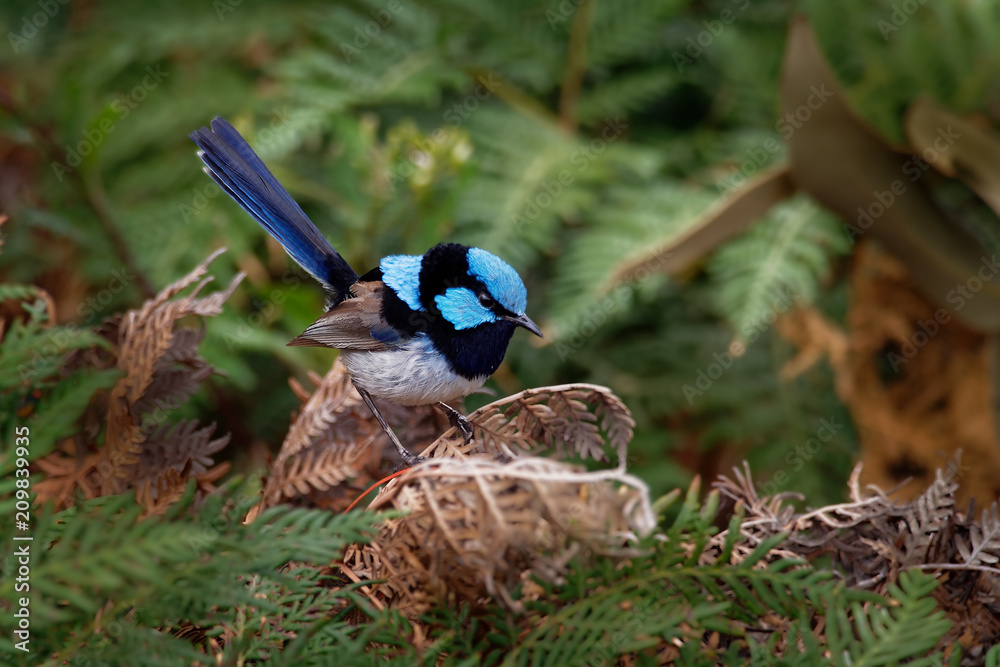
[0,319,110,392]
[547,182,716,335]
[577,66,680,126]
[0,284,43,302]
[456,108,588,263]
[826,570,950,667]
[802,0,1000,143]
[588,0,687,68]
[707,194,848,344]
[0,369,119,474]
[0,483,383,660]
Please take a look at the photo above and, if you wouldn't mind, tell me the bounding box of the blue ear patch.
[435,287,498,330]
[466,247,527,314]
[380,254,424,311]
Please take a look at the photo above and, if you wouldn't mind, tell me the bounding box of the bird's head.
[381,243,541,337]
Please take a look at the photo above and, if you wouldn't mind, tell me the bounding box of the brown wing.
[287,281,399,351]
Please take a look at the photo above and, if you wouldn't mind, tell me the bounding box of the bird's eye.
[478,293,495,308]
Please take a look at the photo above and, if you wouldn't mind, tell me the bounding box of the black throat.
[427,318,517,380]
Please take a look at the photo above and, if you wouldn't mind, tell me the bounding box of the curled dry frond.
[422,382,635,467]
[363,456,655,613]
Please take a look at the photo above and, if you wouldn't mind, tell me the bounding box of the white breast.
[339,335,487,406]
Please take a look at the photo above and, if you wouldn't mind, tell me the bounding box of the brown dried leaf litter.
[254,363,653,613]
[32,249,242,513]
[713,455,1000,654]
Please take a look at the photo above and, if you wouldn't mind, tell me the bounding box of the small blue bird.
[190,117,541,465]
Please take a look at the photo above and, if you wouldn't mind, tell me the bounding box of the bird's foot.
[391,454,428,473]
[354,380,431,468]
[438,402,475,444]
[453,414,475,444]
[387,432,427,468]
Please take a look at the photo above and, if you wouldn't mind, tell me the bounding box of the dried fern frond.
[262,374,637,514]
[274,445,366,499]
[422,383,635,467]
[136,420,230,482]
[265,377,644,614]
[134,467,190,517]
[363,455,655,613]
[712,455,1000,653]
[100,248,241,496]
[32,439,105,508]
[33,250,241,509]
[957,505,1000,568]
[901,466,958,566]
[259,359,445,511]
[277,360,360,464]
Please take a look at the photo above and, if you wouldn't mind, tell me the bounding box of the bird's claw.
[448,412,475,444]
[437,402,475,444]
[392,455,428,472]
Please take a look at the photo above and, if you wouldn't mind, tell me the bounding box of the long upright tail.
[190,117,358,306]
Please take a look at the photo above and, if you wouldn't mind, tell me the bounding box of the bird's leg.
[437,402,475,444]
[353,381,424,467]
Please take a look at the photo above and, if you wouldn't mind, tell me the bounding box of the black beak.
[505,313,543,338]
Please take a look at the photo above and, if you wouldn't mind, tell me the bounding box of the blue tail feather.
[190,117,357,305]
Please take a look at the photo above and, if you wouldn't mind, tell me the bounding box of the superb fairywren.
[190,117,541,465]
